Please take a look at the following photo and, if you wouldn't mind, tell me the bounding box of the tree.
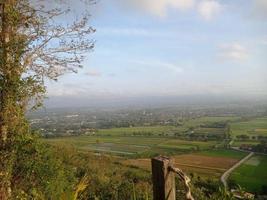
[0,0,94,198]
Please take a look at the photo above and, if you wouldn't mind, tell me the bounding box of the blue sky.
[46,0,267,100]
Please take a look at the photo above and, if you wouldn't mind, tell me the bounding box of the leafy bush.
[10,135,75,199]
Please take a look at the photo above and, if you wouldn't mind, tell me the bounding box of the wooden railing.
[151,156,194,200]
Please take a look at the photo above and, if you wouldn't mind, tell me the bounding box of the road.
[220,151,254,188]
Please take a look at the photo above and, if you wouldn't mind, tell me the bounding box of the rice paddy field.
[44,135,219,156]
[43,116,267,193]
[44,116,239,155]
[230,117,267,138]
[232,140,261,147]
[89,116,240,137]
[198,149,247,159]
[121,149,243,178]
[229,155,267,193]
[97,125,184,136]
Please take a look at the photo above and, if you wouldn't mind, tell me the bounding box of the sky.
[46,0,267,102]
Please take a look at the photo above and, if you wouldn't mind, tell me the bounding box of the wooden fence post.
[151,156,176,200]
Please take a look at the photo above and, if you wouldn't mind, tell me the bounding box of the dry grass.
[122,154,239,178]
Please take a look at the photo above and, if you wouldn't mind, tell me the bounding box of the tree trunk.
[0,1,17,199]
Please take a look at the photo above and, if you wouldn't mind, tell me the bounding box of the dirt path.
[220,151,254,188]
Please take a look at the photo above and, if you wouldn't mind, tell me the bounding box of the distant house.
[240,144,253,151]
[84,128,96,135]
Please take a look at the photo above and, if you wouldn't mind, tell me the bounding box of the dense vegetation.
[0,0,94,198]
[8,139,243,200]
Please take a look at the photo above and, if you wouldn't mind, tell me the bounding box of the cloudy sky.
[46,0,267,100]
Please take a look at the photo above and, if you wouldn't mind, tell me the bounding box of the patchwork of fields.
[230,117,267,138]
[198,149,247,159]
[93,116,240,137]
[229,155,267,193]
[43,116,267,193]
[45,135,218,156]
[97,125,182,136]
[121,150,243,178]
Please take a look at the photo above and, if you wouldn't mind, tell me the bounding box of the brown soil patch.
[122,154,239,178]
[174,154,238,169]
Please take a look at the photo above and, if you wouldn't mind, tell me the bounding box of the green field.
[97,125,183,136]
[158,139,217,150]
[44,116,242,156]
[44,135,218,156]
[42,115,267,194]
[232,140,261,147]
[198,149,248,159]
[92,116,240,137]
[230,117,267,138]
[229,155,267,193]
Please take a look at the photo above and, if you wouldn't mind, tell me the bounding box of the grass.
[122,153,240,179]
[92,116,240,137]
[158,139,217,150]
[230,117,267,138]
[43,116,243,157]
[198,149,248,159]
[41,115,267,195]
[193,127,225,134]
[232,140,260,147]
[97,125,185,136]
[44,135,217,156]
[229,155,267,193]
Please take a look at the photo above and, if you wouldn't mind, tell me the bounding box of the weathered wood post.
[151,156,176,200]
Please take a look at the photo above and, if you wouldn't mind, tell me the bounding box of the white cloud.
[158,62,184,73]
[117,0,195,17]
[99,27,150,37]
[258,35,267,46]
[261,40,267,46]
[84,69,102,77]
[197,0,222,20]
[132,59,184,74]
[117,0,224,20]
[218,43,248,61]
[47,83,89,97]
[252,0,267,19]
[166,0,195,10]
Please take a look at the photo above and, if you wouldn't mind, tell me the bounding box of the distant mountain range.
[44,94,267,109]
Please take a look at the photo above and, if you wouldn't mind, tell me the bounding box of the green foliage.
[10,135,75,199]
[0,0,94,197]
[52,145,153,200]
[194,177,222,196]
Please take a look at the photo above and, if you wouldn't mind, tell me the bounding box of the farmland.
[44,135,218,156]
[36,105,267,195]
[44,116,237,156]
[229,155,267,193]
[122,152,241,178]
[198,149,247,159]
[44,135,249,182]
[96,125,182,136]
[232,140,261,147]
[230,117,267,138]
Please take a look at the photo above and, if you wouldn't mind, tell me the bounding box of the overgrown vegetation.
[0,0,94,198]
